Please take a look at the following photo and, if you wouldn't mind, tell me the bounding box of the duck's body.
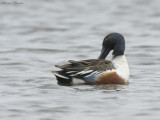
[52,33,130,85]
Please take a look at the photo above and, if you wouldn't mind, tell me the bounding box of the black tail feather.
[51,71,72,84]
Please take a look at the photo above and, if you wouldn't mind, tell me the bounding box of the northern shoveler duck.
[52,33,129,85]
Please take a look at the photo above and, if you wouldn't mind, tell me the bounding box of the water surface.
[0,0,160,120]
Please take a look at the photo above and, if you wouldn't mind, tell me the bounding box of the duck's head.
[98,33,125,59]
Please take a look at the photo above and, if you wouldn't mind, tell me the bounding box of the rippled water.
[0,0,160,120]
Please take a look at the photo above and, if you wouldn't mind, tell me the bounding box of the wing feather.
[55,59,115,79]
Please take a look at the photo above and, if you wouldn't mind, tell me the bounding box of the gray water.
[0,0,160,120]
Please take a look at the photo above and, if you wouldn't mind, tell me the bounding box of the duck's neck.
[112,55,127,64]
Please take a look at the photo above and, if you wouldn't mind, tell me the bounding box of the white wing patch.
[84,71,102,77]
[67,69,109,78]
[69,70,93,77]
[76,70,93,75]
[66,71,77,74]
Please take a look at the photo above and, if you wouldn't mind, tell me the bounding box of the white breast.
[112,55,130,83]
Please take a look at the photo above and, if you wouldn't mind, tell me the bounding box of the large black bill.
[98,47,111,59]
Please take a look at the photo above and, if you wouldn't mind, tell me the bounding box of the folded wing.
[52,59,115,83]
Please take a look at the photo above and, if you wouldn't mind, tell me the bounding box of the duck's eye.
[104,38,108,41]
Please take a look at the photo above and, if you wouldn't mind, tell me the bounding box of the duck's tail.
[51,71,72,84]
